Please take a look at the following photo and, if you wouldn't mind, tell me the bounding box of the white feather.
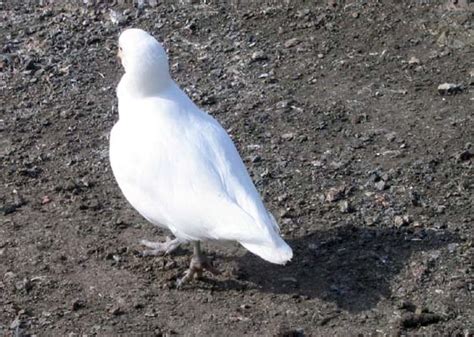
[110,29,292,265]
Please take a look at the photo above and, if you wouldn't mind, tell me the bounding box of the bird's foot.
[176,254,219,288]
[140,236,181,256]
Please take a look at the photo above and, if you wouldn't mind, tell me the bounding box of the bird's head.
[117,28,171,96]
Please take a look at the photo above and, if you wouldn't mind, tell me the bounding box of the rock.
[367,171,381,184]
[437,31,448,47]
[41,195,51,205]
[276,99,292,109]
[351,114,366,124]
[250,51,267,61]
[71,299,84,311]
[280,207,294,218]
[311,160,324,167]
[374,180,387,191]
[393,215,403,227]
[250,155,261,163]
[144,309,156,317]
[23,58,38,71]
[408,56,420,65]
[394,215,407,227]
[15,278,33,292]
[408,191,421,206]
[437,83,463,95]
[133,301,144,309]
[338,200,352,213]
[1,203,21,215]
[281,133,294,141]
[202,95,216,105]
[277,193,288,202]
[456,150,472,162]
[445,0,472,10]
[109,9,126,25]
[10,316,21,330]
[260,168,270,178]
[325,186,345,202]
[381,172,390,181]
[284,38,300,48]
[319,312,340,326]
[398,300,417,312]
[399,312,442,328]
[435,204,446,214]
[447,243,459,253]
[280,276,297,283]
[0,54,12,70]
[428,250,441,262]
[4,271,16,281]
[275,328,305,337]
[108,305,123,316]
[136,0,146,9]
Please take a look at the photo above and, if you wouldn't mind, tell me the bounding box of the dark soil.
[1,1,473,336]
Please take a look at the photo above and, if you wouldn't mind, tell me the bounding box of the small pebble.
[437,83,463,95]
[251,51,267,61]
[339,200,352,213]
[375,180,387,191]
[281,133,294,141]
[408,56,420,65]
[326,186,345,202]
[284,38,300,48]
[108,305,123,316]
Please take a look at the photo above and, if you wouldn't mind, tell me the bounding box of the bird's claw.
[176,255,220,288]
[140,236,180,256]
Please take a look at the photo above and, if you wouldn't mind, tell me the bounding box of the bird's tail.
[240,234,293,265]
[239,210,293,265]
[207,198,293,264]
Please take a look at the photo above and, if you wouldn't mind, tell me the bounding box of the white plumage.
[109,29,292,273]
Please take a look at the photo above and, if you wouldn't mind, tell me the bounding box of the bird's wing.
[111,93,292,263]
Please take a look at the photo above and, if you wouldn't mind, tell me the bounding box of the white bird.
[110,28,293,285]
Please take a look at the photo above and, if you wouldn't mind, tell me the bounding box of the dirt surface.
[1,1,473,336]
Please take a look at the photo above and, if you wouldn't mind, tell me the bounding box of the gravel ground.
[0,1,473,336]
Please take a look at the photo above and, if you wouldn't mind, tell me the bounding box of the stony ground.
[0,1,473,336]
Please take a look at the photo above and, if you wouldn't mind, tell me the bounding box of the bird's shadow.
[218,224,459,313]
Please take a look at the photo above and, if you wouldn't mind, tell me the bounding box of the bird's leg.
[177,241,219,287]
[140,236,181,256]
